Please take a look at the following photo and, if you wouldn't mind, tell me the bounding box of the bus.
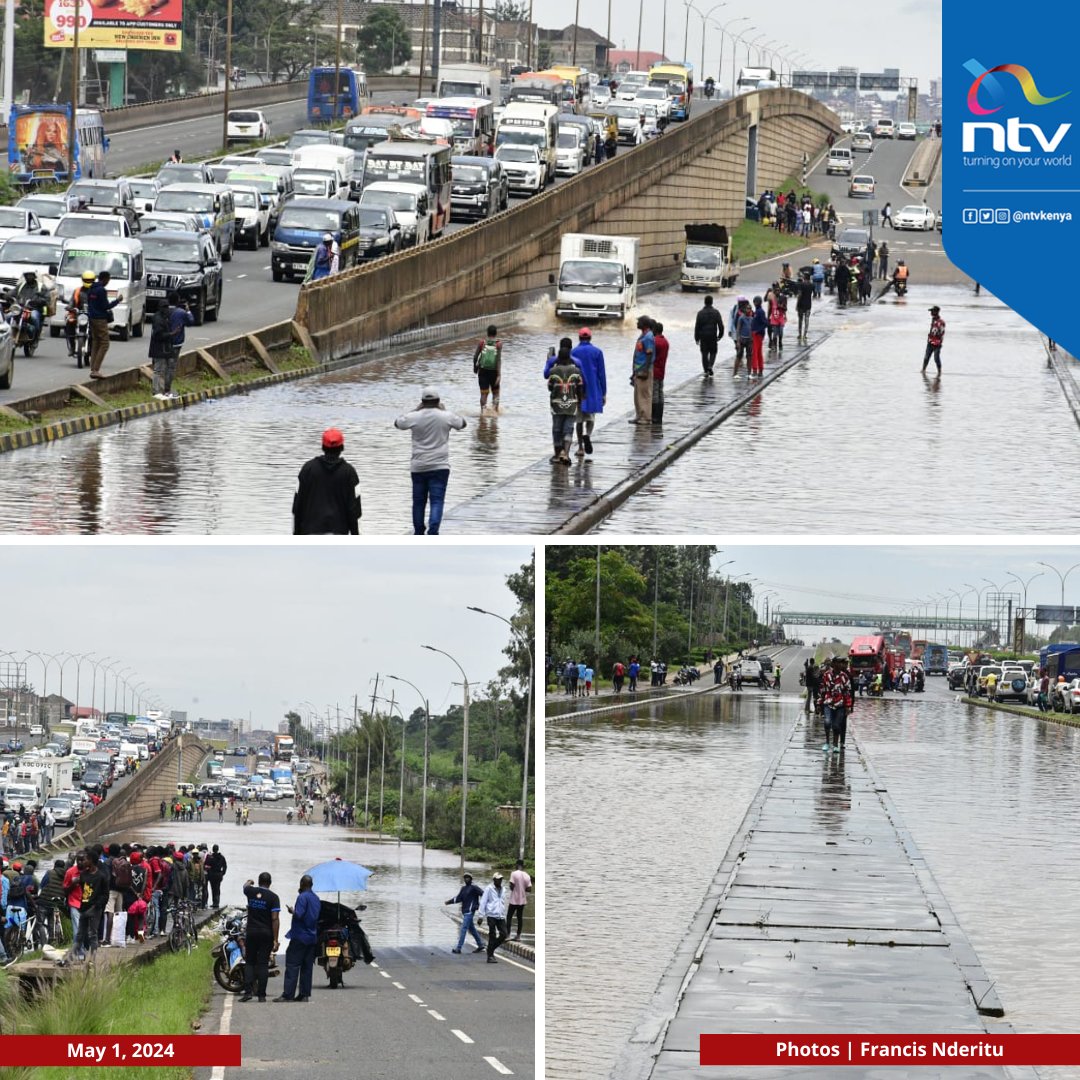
[649,62,694,119]
[509,72,563,107]
[849,635,887,680]
[361,139,452,237]
[894,631,913,657]
[546,66,591,110]
[8,104,107,185]
[307,66,368,124]
[924,644,949,675]
[425,98,495,156]
[911,639,928,660]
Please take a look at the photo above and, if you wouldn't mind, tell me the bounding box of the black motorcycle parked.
[317,900,373,988]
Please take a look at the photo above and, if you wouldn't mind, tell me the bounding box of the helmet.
[81,271,96,284]
[321,427,344,451]
[813,258,820,264]
[322,233,333,242]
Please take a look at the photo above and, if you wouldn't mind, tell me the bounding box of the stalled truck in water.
[553,233,639,321]
[680,224,737,290]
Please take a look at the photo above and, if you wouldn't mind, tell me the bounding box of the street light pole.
[730,23,755,97]
[423,645,470,874]
[389,675,430,848]
[1006,571,1044,650]
[222,0,233,148]
[1037,560,1080,611]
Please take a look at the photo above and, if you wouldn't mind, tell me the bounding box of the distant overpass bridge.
[777,612,993,633]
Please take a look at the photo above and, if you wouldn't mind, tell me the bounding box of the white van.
[291,145,356,201]
[358,181,431,247]
[49,236,146,340]
[497,102,558,182]
[4,782,41,809]
[826,147,853,175]
[154,184,236,259]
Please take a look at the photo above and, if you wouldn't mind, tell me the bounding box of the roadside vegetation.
[733,173,831,265]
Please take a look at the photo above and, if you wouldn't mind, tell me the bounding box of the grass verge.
[731,220,820,265]
[0,940,215,1080]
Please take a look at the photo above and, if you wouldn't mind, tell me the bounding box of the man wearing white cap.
[394,389,466,535]
[477,871,508,963]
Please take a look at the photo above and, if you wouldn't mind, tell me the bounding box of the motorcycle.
[890,276,908,297]
[2,297,44,358]
[704,80,715,100]
[211,908,281,993]
[673,666,699,685]
[66,303,90,368]
[317,900,373,988]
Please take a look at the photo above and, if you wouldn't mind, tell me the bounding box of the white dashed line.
[451,1029,475,1044]
[380,970,391,978]
[427,1009,445,1021]
[236,273,247,279]
[408,993,424,1004]
[392,981,406,989]
[484,1057,513,1075]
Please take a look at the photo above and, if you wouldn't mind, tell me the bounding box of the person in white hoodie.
[477,871,508,964]
[393,388,466,535]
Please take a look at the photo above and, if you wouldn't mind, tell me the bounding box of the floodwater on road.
[597,284,1080,533]
[545,686,1080,1080]
[132,818,489,948]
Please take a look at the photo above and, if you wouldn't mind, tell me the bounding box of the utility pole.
[595,545,601,675]
[526,0,534,69]
[433,0,443,85]
[418,0,429,98]
[222,0,233,149]
[2,0,13,125]
[366,674,379,828]
[652,549,660,657]
[68,0,80,182]
[478,0,484,65]
[572,0,580,66]
[333,0,344,121]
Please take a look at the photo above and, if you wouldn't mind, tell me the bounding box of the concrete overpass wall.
[297,90,839,359]
[68,736,211,843]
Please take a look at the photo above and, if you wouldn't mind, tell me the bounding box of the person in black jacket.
[205,844,227,909]
[693,294,723,376]
[292,428,361,535]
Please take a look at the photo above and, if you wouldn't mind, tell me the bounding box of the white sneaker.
[153,393,167,400]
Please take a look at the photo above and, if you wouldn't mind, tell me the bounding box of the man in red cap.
[292,428,361,535]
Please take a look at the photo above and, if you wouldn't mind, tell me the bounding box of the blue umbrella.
[303,858,373,893]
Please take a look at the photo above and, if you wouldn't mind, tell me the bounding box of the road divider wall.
[904,136,942,187]
[296,89,840,360]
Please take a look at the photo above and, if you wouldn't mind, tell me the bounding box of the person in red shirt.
[923,306,945,374]
[818,656,853,752]
[652,321,669,424]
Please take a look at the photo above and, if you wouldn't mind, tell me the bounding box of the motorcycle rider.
[11,270,47,342]
[704,76,715,99]
[891,260,909,294]
[241,872,280,1003]
[65,271,96,358]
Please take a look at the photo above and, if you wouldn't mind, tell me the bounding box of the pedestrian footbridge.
[296,90,839,360]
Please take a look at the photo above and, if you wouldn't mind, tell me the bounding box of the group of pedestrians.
[445,860,532,963]
[559,659,595,696]
[756,190,836,237]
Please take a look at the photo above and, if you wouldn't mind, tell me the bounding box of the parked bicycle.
[3,908,39,966]
[168,898,198,954]
[39,903,66,947]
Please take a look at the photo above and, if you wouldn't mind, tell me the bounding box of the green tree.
[357,7,413,74]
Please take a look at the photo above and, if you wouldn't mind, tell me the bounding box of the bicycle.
[3,908,38,966]
[167,898,198,955]
[39,903,66,946]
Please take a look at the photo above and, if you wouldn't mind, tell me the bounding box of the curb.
[1046,340,1080,432]
[554,334,832,533]
[546,681,720,723]
[961,694,1080,729]
[446,912,535,964]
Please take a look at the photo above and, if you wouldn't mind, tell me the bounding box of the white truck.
[553,233,639,321]
[291,145,356,200]
[680,224,738,290]
[437,63,501,101]
[359,181,431,247]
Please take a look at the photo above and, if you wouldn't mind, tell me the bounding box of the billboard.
[44,0,183,52]
[1035,605,1077,625]
[829,72,858,89]
[859,73,901,91]
[791,71,829,90]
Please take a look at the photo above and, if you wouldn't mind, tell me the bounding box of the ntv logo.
[962,61,1071,153]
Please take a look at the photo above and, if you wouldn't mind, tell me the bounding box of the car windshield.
[59,248,130,279]
[559,259,622,290]
[18,198,62,216]
[288,132,330,149]
[609,105,639,118]
[55,217,121,237]
[558,132,578,148]
[363,190,415,211]
[256,149,294,165]
[636,88,665,99]
[899,205,925,215]
[359,208,390,228]
[156,165,206,185]
[232,190,258,208]
[684,244,722,269]
[0,209,26,228]
[853,177,874,185]
[129,182,157,198]
[156,191,214,213]
[70,183,122,206]
[497,146,537,162]
[277,207,345,231]
[295,177,330,195]
[141,236,200,263]
[838,230,868,245]
[0,239,61,263]
[452,166,485,183]
[227,173,278,194]
[143,217,192,232]
[496,129,544,148]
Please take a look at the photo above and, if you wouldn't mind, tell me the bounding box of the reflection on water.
[547,690,1080,1080]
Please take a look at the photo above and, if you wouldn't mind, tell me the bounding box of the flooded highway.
[0,278,1067,532]
[546,682,1080,1080]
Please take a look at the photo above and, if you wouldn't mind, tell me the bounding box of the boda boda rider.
[65,271,96,357]
[12,270,47,338]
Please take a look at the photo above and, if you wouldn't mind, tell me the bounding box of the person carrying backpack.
[149,298,175,399]
[472,324,502,413]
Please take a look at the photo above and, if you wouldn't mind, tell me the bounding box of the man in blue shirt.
[570,327,606,456]
[87,271,120,379]
[630,317,655,424]
[445,872,484,954]
[275,874,320,1002]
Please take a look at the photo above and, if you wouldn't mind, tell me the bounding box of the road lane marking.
[451,1029,475,1044]
[490,951,535,974]
[236,274,247,279]
[209,987,236,1080]
[484,1057,513,1075]
[116,99,306,137]
[380,969,391,978]
[408,993,424,1004]
[392,981,405,989]
[427,1009,445,1021]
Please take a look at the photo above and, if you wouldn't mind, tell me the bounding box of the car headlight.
[179,275,201,287]
[271,241,289,252]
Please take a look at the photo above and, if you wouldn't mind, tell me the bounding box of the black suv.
[141,229,223,325]
[831,227,871,263]
[451,156,510,221]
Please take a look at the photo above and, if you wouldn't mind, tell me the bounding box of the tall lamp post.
[423,645,470,873]
[696,3,727,89]
[376,696,407,844]
[950,588,973,651]
[467,606,533,861]
[388,674,430,847]
[1006,571,1044,650]
[730,24,756,97]
[1037,560,1080,613]
[966,583,995,652]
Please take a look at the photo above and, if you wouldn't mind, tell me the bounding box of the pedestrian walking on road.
[713,657,725,684]
[804,659,820,715]
[651,321,669,424]
[148,300,175,399]
[478,872,508,963]
[694,294,723,376]
[507,859,532,941]
[394,389,467,535]
[811,259,825,299]
[795,273,813,343]
[205,844,227,909]
[628,657,640,692]
[87,271,120,379]
[749,296,767,376]
[292,428,361,535]
[881,201,893,229]
[730,298,752,378]
[472,324,502,413]
[275,875,320,1002]
[834,261,851,308]
[878,241,889,281]
[445,872,484,953]
[630,317,655,424]
[819,656,852,752]
[923,306,945,374]
[545,339,584,465]
[240,872,280,1002]
[570,327,606,456]
[612,660,625,693]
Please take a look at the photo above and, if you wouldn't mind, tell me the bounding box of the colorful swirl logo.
[966,62,1070,116]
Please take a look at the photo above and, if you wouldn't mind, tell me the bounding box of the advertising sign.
[791,71,829,90]
[10,107,70,178]
[1035,605,1077,625]
[944,8,1080,350]
[859,73,901,92]
[44,0,183,51]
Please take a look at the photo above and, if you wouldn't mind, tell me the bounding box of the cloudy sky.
[703,544,1080,629]
[535,0,941,88]
[2,545,532,730]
